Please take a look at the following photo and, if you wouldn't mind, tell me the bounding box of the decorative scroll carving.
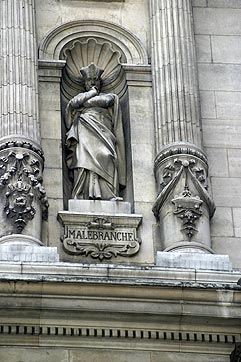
[231,343,241,362]
[0,150,48,231]
[172,186,203,239]
[63,237,140,261]
[58,212,142,261]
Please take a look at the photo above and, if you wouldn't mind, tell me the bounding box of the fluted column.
[150,0,201,150]
[0,0,39,141]
[150,0,215,254]
[0,0,47,246]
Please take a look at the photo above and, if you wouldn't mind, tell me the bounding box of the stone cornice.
[0,262,240,353]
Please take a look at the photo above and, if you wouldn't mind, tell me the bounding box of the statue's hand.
[91,86,99,95]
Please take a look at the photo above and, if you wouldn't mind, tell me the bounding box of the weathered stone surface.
[198,64,241,91]
[194,8,241,35]
[205,148,229,177]
[0,244,59,263]
[233,208,241,237]
[156,252,232,271]
[208,0,241,8]
[68,199,131,214]
[0,348,68,362]
[212,178,241,207]
[212,36,241,64]
[216,92,241,120]
[42,138,62,169]
[70,349,150,362]
[199,91,216,118]
[212,237,241,269]
[211,207,234,237]
[228,148,241,177]
[151,352,227,362]
[192,0,207,6]
[195,35,212,63]
[202,119,241,148]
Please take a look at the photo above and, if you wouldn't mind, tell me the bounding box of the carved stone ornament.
[153,157,215,219]
[172,186,203,239]
[4,181,35,232]
[231,343,241,362]
[0,150,48,232]
[61,38,124,101]
[58,212,142,261]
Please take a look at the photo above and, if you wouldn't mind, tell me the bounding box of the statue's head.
[80,63,104,92]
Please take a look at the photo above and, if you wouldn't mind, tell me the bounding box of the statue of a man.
[65,63,126,200]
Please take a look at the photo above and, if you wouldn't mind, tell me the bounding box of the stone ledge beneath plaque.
[58,208,142,261]
[68,199,131,214]
[156,252,232,271]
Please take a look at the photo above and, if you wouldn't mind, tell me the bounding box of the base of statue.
[156,251,232,271]
[68,199,131,214]
[58,199,142,262]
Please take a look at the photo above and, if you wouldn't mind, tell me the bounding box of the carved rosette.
[58,212,142,261]
[153,143,215,253]
[0,139,48,238]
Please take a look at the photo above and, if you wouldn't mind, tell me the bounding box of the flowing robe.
[65,90,126,200]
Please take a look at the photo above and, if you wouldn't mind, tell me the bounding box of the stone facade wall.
[193,0,241,268]
[35,0,241,267]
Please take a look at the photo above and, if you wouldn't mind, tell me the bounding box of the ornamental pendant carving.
[4,181,36,232]
[172,186,203,239]
[0,150,48,232]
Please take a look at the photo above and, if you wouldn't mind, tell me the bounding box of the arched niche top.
[39,19,148,65]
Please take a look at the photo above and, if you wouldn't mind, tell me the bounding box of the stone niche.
[60,37,132,207]
[57,32,143,263]
[38,20,153,264]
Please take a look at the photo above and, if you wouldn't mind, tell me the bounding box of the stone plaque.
[58,211,142,261]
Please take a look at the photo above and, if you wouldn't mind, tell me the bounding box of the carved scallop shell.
[61,38,126,102]
[63,38,123,79]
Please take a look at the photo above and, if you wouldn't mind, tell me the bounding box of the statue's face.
[84,77,101,92]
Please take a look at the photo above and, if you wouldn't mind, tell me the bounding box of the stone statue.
[65,63,126,200]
